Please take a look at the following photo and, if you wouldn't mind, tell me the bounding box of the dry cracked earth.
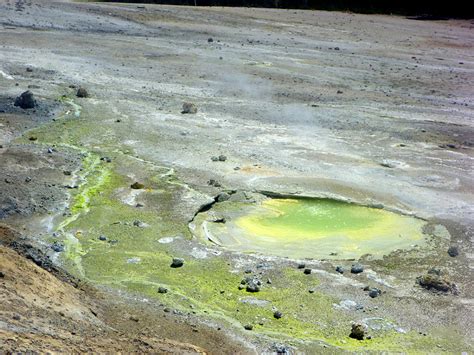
[0,0,473,353]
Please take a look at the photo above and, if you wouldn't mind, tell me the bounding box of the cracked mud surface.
[0,0,473,353]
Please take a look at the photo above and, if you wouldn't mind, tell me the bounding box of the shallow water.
[204,198,426,259]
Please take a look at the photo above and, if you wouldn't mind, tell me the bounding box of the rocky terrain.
[0,0,473,353]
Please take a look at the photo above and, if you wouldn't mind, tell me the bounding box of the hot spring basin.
[193,198,426,259]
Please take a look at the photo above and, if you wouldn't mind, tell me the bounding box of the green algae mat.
[14,97,469,353]
[195,198,426,259]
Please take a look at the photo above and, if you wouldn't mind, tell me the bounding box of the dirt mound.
[0,226,206,353]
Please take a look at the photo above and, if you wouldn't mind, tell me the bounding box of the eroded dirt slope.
[0,225,251,353]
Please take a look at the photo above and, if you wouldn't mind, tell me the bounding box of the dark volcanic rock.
[447,246,459,257]
[158,286,168,294]
[351,263,364,274]
[271,343,291,354]
[51,242,64,253]
[171,257,184,268]
[208,179,221,187]
[76,87,89,98]
[182,102,197,114]
[273,310,283,319]
[130,182,145,189]
[216,192,230,202]
[350,322,367,340]
[14,91,36,109]
[246,279,261,293]
[368,288,382,298]
[417,273,458,294]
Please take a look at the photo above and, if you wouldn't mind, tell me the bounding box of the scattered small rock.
[246,279,261,293]
[336,266,344,274]
[304,268,312,275]
[244,324,253,330]
[158,286,168,294]
[171,257,184,268]
[130,182,145,189]
[12,314,21,321]
[447,246,459,257]
[29,136,37,141]
[380,160,395,168]
[208,37,214,43]
[26,67,33,72]
[129,315,139,322]
[0,271,4,278]
[14,90,36,109]
[337,90,343,94]
[297,263,306,269]
[273,311,283,319]
[207,179,221,187]
[76,87,89,98]
[216,192,230,202]
[100,156,112,163]
[368,288,382,298]
[211,155,227,162]
[182,102,197,114]
[98,235,107,241]
[271,343,291,354]
[51,242,64,253]
[349,322,367,340]
[351,263,364,274]
[417,272,458,294]
[127,257,141,264]
[133,220,148,228]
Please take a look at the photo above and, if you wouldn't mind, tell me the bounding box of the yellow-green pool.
[196,198,426,259]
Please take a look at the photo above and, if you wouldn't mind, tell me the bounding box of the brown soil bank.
[0,225,251,353]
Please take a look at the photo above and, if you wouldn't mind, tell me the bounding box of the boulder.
[14,90,36,109]
[182,102,197,114]
[76,87,89,98]
[349,322,367,340]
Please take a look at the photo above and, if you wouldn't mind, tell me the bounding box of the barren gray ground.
[0,0,473,353]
